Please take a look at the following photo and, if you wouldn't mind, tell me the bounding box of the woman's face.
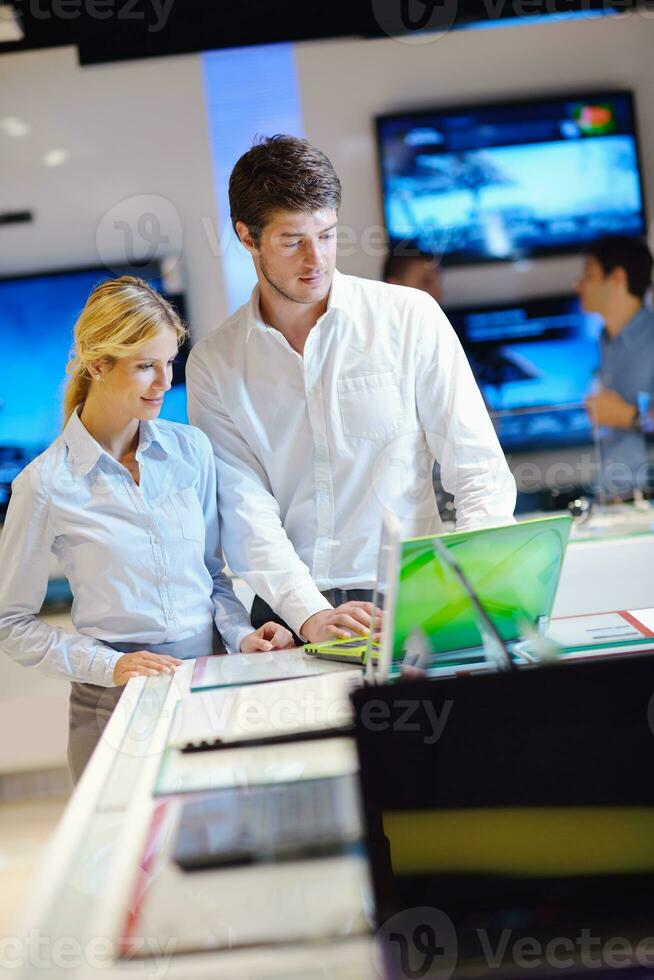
[97,328,179,422]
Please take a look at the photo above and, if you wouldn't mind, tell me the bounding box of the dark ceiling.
[3,0,651,64]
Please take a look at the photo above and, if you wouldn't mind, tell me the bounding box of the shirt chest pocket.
[169,486,205,543]
[337,371,405,440]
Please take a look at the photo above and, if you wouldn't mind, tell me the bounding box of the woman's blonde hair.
[63,276,187,425]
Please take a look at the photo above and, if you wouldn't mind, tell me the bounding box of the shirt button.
[161,575,168,584]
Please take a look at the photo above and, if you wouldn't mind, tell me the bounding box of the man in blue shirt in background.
[577,235,654,499]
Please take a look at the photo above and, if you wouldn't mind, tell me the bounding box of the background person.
[577,235,654,499]
[187,135,516,647]
[0,277,291,782]
[382,244,444,305]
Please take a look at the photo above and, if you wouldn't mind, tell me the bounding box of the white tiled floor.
[0,798,69,938]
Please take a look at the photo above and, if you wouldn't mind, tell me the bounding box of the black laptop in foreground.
[352,652,654,979]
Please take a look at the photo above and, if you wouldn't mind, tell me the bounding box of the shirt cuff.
[84,642,123,687]
[216,617,253,654]
[277,589,333,640]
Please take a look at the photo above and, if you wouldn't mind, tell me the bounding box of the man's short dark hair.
[382,243,438,283]
[229,135,342,244]
[586,235,653,299]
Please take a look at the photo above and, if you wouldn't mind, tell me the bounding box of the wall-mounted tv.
[446,293,603,451]
[0,264,188,515]
[377,91,646,266]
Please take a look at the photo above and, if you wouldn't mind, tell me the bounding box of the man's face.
[391,258,443,305]
[241,209,338,306]
[576,256,612,315]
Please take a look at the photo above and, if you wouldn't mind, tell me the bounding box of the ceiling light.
[43,149,69,167]
[0,5,24,43]
[1,116,30,138]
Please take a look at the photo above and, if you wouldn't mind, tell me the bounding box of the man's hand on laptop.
[301,601,381,644]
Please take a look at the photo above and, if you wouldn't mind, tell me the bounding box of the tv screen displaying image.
[446,294,604,451]
[377,91,646,265]
[0,264,188,514]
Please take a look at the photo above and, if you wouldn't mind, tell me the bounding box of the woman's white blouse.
[0,410,254,686]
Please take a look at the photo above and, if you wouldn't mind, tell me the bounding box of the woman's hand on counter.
[113,651,183,686]
[240,622,294,653]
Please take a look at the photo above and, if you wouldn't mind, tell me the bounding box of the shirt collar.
[63,408,170,477]
[325,268,349,316]
[137,418,172,459]
[244,268,350,343]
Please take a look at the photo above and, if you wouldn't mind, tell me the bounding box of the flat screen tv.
[376,91,646,266]
[445,293,603,451]
[0,264,188,514]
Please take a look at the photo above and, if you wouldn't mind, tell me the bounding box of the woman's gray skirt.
[67,625,224,784]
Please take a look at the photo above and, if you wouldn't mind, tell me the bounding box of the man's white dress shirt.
[187,270,516,637]
[0,411,254,686]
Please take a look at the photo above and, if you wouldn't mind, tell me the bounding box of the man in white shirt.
[187,135,516,645]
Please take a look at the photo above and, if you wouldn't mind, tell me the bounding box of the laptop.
[377,514,572,680]
[351,652,654,978]
[306,516,572,679]
[172,775,362,871]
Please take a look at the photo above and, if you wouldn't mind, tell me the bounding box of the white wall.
[2,13,654,333]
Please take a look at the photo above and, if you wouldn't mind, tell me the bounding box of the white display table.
[12,656,376,980]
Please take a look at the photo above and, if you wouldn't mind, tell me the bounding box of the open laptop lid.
[379,515,571,680]
[366,510,402,683]
[352,653,654,978]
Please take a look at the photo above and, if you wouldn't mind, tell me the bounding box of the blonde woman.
[0,276,292,782]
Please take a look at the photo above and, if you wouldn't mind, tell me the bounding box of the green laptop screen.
[392,516,572,663]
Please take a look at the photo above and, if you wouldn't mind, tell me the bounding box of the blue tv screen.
[0,265,188,513]
[377,91,646,265]
[446,294,603,451]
